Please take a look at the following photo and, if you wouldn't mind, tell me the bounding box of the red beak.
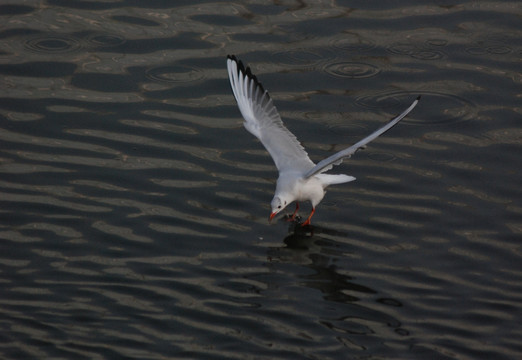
[269,212,277,223]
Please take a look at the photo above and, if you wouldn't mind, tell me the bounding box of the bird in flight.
[226,55,420,226]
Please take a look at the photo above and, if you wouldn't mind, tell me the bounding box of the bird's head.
[269,196,289,222]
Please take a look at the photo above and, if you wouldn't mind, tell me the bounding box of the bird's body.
[226,55,419,226]
[277,171,326,206]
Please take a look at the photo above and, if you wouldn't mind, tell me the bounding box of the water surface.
[1,1,521,359]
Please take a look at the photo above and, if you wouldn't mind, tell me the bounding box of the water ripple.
[145,65,205,83]
[387,43,446,60]
[272,49,331,69]
[24,35,82,54]
[466,45,512,56]
[465,32,516,57]
[323,61,381,79]
[330,34,376,52]
[84,32,126,48]
[410,49,446,60]
[1,2,521,360]
[355,91,475,125]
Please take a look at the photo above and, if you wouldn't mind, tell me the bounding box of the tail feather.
[316,174,356,187]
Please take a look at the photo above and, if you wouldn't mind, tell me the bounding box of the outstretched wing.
[304,96,420,179]
[227,55,315,173]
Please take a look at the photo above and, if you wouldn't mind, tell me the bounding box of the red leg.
[287,202,299,221]
[301,207,315,226]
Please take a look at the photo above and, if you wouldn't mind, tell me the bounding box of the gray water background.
[0,1,521,359]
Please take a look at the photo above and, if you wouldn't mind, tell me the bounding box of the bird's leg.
[301,207,315,226]
[287,202,299,221]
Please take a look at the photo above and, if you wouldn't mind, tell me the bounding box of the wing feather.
[304,96,420,179]
[227,55,315,173]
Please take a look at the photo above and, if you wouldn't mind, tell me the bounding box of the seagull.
[226,55,420,226]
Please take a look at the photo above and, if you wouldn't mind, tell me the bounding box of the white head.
[269,196,290,222]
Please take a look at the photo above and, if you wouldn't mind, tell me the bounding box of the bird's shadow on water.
[284,223,375,303]
[264,220,409,339]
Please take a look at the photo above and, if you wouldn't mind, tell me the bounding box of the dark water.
[1,1,521,359]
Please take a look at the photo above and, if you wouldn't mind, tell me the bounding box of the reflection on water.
[265,223,409,354]
[1,0,521,359]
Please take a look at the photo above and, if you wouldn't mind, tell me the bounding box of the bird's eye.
[278,205,281,208]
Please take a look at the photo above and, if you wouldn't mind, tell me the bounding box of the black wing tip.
[226,54,267,95]
[416,95,421,101]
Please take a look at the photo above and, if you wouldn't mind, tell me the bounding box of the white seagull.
[227,55,420,226]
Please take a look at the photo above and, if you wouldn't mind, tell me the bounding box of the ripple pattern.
[1,1,521,360]
[387,43,446,60]
[84,32,126,47]
[145,65,205,83]
[24,35,82,54]
[465,32,516,57]
[355,91,476,125]
[272,49,332,68]
[323,61,380,79]
[330,34,376,52]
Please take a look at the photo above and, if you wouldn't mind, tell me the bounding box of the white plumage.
[227,55,420,226]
